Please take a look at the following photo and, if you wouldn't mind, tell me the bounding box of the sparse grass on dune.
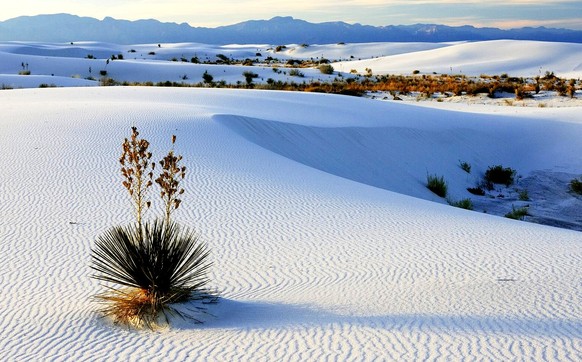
[427,174,448,198]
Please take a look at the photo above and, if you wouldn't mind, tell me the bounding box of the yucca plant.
[92,128,216,329]
[92,220,214,328]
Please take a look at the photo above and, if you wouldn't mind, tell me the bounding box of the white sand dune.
[334,40,582,78]
[0,87,580,360]
[2,39,581,89]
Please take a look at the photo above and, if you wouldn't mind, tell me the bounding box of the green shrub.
[202,71,214,84]
[518,189,530,201]
[570,177,582,195]
[243,71,259,85]
[505,205,529,220]
[448,198,474,210]
[459,160,471,173]
[484,165,516,186]
[289,69,304,77]
[427,174,448,197]
[318,64,334,75]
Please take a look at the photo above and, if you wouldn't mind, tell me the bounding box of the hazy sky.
[2,0,581,29]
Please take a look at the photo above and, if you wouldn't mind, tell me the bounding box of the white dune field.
[0,86,580,361]
[1,39,582,90]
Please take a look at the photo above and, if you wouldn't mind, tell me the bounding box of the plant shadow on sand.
[171,298,581,338]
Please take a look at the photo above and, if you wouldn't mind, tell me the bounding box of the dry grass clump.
[92,127,216,329]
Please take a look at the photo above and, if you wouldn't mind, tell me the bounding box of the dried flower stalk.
[156,135,186,225]
[120,126,154,233]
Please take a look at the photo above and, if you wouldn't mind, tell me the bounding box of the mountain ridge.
[1,13,581,44]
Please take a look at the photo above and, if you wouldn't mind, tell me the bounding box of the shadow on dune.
[172,298,581,338]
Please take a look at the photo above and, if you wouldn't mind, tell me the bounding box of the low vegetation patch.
[459,160,471,173]
[448,198,474,210]
[289,68,304,77]
[505,205,529,220]
[467,187,485,196]
[570,177,582,195]
[427,174,448,197]
[318,64,334,75]
[484,165,516,187]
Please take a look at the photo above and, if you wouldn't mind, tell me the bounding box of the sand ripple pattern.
[0,88,580,361]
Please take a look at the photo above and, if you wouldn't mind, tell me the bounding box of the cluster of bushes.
[425,163,537,216]
[95,70,579,100]
[360,73,580,99]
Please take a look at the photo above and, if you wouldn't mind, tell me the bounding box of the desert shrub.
[18,70,31,75]
[505,205,529,220]
[318,64,334,75]
[459,160,471,173]
[518,189,530,201]
[243,71,259,85]
[289,69,304,77]
[448,198,474,210]
[92,128,216,329]
[39,83,56,88]
[275,45,287,52]
[216,54,230,64]
[467,187,485,196]
[484,165,516,186]
[202,71,214,84]
[570,177,582,195]
[514,86,527,100]
[99,70,107,76]
[100,77,119,86]
[426,174,448,197]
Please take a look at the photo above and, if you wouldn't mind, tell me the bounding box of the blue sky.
[2,0,581,29]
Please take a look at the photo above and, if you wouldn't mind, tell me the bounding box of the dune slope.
[0,87,580,361]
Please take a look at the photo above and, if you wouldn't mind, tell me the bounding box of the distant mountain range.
[1,13,581,44]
